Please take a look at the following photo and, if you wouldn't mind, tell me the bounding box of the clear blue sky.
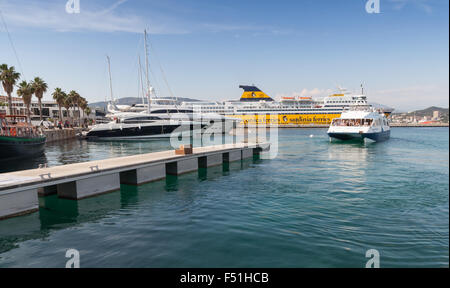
[0,0,448,111]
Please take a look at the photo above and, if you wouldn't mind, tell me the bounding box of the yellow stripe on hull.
[228,113,342,125]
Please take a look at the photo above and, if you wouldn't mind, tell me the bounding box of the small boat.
[0,114,46,160]
[327,106,390,142]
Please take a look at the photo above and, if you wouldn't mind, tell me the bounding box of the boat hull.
[328,130,390,142]
[86,124,181,140]
[0,136,46,160]
[85,123,217,140]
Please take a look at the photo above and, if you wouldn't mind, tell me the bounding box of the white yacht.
[91,30,239,140]
[105,101,239,136]
[327,105,391,142]
[85,112,198,140]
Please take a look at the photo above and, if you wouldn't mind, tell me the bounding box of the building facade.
[0,95,93,121]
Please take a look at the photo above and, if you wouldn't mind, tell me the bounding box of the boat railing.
[0,124,43,138]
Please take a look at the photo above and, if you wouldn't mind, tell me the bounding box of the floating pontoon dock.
[0,143,268,220]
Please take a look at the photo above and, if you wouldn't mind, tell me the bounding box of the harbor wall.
[390,123,449,127]
[43,128,81,143]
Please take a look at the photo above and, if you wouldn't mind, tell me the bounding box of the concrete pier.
[223,150,242,162]
[0,188,38,220]
[57,173,121,200]
[166,158,199,175]
[0,143,269,220]
[120,164,166,185]
[37,185,57,197]
[242,148,253,159]
[198,154,223,168]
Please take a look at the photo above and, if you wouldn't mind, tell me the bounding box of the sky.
[0,0,448,111]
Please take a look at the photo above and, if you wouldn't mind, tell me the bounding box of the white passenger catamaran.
[327,103,391,142]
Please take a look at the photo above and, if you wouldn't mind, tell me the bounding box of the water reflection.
[0,134,242,174]
[0,153,47,173]
[0,159,255,256]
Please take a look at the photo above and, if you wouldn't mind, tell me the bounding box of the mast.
[138,56,145,105]
[106,55,114,103]
[144,29,151,114]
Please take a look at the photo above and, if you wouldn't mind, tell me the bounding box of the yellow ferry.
[180,85,393,125]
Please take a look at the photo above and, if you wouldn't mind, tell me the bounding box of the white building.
[433,110,440,120]
[0,95,94,122]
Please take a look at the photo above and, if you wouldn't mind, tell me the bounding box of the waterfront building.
[0,95,94,122]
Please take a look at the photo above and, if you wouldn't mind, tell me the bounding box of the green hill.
[411,106,449,117]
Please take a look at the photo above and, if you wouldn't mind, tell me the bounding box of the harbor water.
[0,127,448,267]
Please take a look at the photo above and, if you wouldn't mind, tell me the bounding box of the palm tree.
[32,77,48,121]
[64,92,74,125]
[0,64,21,115]
[52,88,66,122]
[79,97,89,126]
[68,90,84,126]
[79,97,86,115]
[75,94,83,126]
[84,106,91,119]
[16,81,35,123]
[83,106,91,127]
[67,91,77,125]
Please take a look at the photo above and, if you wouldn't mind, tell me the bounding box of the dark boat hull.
[86,123,209,140]
[328,130,390,142]
[0,136,46,160]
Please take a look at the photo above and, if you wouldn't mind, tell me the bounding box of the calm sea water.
[0,128,448,267]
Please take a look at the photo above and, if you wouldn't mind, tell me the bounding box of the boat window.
[122,116,161,123]
[332,118,373,127]
[150,109,193,114]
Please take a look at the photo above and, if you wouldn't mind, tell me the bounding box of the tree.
[52,88,66,122]
[84,106,91,119]
[67,90,85,127]
[32,77,48,121]
[64,91,74,125]
[16,81,35,123]
[0,64,21,115]
[67,90,80,126]
[79,97,89,126]
[79,97,86,116]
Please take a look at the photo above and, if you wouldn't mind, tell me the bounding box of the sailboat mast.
[144,30,151,114]
[106,55,114,103]
[138,56,145,105]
